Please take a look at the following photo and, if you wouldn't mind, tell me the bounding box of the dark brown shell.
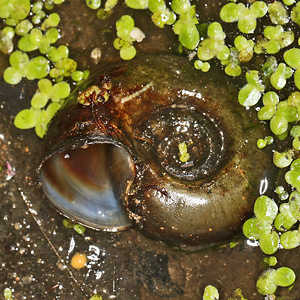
[39,55,277,249]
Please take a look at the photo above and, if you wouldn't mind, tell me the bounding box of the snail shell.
[38,55,277,249]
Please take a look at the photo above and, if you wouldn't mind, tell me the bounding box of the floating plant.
[203,285,219,300]
[256,267,296,296]
[2,0,300,298]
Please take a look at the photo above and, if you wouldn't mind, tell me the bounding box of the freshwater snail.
[38,55,277,250]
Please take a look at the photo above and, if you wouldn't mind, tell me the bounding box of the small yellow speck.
[70,252,87,269]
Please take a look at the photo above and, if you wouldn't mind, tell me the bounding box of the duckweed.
[196,21,241,75]
[257,135,274,149]
[270,63,293,90]
[4,52,50,84]
[3,288,12,300]
[178,142,190,163]
[113,15,145,60]
[234,35,254,63]
[148,0,176,28]
[125,0,148,9]
[63,218,75,229]
[89,295,103,300]
[268,1,289,25]
[257,138,267,149]
[105,0,118,11]
[274,191,300,240]
[2,26,15,39]
[238,71,264,107]
[274,202,297,231]
[289,191,300,220]
[40,12,60,31]
[275,185,289,200]
[285,159,300,191]
[46,45,79,80]
[14,77,70,137]
[263,256,278,267]
[203,285,219,300]
[228,288,247,300]
[284,48,300,90]
[254,25,294,55]
[284,48,300,69]
[74,224,86,235]
[291,2,300,25]
[256,90,300,138]
[281,229,300,249]
[283,0,296,5]
[94,0,117,19]
[15,19,33,36]
[220,1,267,33]
[244,189,300,254]
[254,196,278,223]
[86,0,101,10]
[2,0,300,297]
[63,219,87,234]
[256,267,296,295]
[0,29,14,54]
[18,27,59,54]
[243,195,279,255]
[273,149,294,168]
[290,124,300,150]
[0,0,30,20]
[171,0,199,50]
[31,0,46,24]
[0,0,88,137]
[13,108,38,129]
[197,22,227,61]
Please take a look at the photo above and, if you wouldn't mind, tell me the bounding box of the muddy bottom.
[1,1,300,299]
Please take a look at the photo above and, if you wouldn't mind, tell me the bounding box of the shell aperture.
[39,55,277,249]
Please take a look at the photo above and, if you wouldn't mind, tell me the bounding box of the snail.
[38,55,277,250]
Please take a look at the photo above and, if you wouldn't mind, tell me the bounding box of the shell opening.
[40,143,134,231]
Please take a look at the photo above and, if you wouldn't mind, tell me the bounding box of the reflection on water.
[1,0,300,299]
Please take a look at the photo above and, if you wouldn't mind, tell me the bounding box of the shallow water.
[1,1,300,299]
